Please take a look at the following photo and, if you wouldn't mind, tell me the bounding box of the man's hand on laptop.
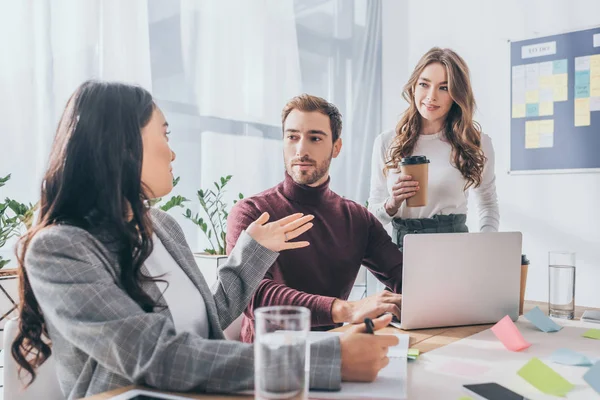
[331,291,402,324]
[339,314,399,382]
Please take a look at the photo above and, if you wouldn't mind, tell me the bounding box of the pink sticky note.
[491,315,531,352]
[439,360,491,377]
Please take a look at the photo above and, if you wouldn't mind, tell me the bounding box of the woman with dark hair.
[369,47,499,250]
[12,81,397,399]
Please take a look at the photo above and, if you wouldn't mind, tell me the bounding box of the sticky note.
[524,306,562,332]
[439,361,490,377]
[576,70,591,85]
[539,75,553,88]
[583,360,600,394]
[525,90,539,103]
[575,98,591,127]
[539,133,554,148]
[591,97,600,112]
[576,84,591,98]
[554,86,568,102]
[575,70,591,98]
[458,397,474,400]
[512,104,526,118]
[539,101,554,116]
[539,61,553,76]
[575,56,590,71]
[550,348,593,366]
[538,119,554,134]
[512,85,526,104]
[517,357,574,397]
[591,55,600,76]
[582,328,600,340]
[591,75,600,97]
[539,87,554,103]
[553,59,568,75]
[526,103,539,117]
[553,73,568,87]
[407,348,420,359]
[491,315,531,351]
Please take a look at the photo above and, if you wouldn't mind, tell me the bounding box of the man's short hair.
[281,94,342,142]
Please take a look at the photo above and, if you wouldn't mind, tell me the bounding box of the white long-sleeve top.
[368,129,500,233]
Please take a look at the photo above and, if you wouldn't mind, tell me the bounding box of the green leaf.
[159,195,189,212]
[238,193,244,199]
[172,176,181,187]
[214,182,220,191]
[204,248,216,255]
[0,257,10,269]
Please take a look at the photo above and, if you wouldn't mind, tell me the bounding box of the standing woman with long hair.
[11,81,396,399]
[368,47,499,250]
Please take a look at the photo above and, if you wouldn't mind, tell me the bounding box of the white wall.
[382,0,600,307]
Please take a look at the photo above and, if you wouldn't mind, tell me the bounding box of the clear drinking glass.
[254,306,310,400]
[548,251,576,319]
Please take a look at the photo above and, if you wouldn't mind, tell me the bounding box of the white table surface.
[405,317,600,399]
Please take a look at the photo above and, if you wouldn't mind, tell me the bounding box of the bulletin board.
[509,26,600,173]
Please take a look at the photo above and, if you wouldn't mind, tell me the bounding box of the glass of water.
[548,251,576,319]
[255,306,310,400]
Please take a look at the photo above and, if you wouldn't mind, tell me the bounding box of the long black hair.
[12,80,159,384]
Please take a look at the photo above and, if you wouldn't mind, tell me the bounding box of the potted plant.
[183,175,243,286]
[0,174,35,270]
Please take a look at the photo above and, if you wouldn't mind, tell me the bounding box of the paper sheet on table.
[307,331,408,399]
[491,315,531,351]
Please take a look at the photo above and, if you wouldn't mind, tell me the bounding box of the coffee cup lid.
[400,155,430,165]
[521,254,530,265]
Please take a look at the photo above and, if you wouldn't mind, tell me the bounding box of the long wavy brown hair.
[385,47,486,190]
[11,81,159,385]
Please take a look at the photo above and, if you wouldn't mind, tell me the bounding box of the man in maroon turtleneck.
[226,94,404,343]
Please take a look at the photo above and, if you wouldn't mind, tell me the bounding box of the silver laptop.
[398,232,522,330]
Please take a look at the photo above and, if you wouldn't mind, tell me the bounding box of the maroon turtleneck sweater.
[226,173,403,343]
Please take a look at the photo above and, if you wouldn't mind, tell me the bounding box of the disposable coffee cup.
[400,155,430,207]
[519,254,529,315]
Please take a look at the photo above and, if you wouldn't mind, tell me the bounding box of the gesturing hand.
[245,212,314,252]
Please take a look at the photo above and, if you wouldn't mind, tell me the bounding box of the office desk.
[85,301,596,400]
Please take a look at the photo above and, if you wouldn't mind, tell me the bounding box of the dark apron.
[392,213,469,252]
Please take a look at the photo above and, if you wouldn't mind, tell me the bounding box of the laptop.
[397,232,522,330]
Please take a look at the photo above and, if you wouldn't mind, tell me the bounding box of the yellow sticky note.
[575,98,590,127]
[553,86,568,102]
[539,119,554,134]
[539,101,554,116]
[539,75,553,88]
[525,90,539,103]
[591,75,600,97]
[525,121,540,149]
[553,73,568,87]
[591,54,600,77]
[512,104,526,118]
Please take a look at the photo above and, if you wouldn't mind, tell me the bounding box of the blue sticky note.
[583,360,600,394]
[553,59,568,75]
[550,348,593,366]
[526,103,539,117]
[575,70,590,85]
[524,306,562,332]
[576,85,590,98]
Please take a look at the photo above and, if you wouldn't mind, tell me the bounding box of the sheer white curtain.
[180,0,302,126]
[0,0,152,263]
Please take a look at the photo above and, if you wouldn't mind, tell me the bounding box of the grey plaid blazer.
[25,208,341,399]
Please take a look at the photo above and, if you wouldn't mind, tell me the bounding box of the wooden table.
[85,301,595,400]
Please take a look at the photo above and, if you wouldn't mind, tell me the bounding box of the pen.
[364,317,375,334]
